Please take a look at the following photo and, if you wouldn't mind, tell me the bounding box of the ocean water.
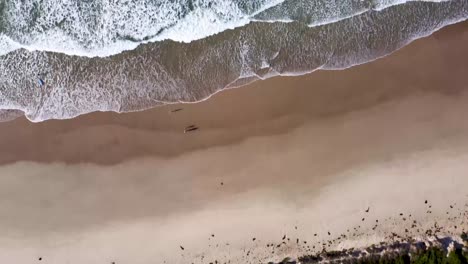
[0,0,467,122]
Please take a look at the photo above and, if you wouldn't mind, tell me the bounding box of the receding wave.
[0,0,467,122]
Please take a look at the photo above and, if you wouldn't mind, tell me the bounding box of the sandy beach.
[0,21,467,263]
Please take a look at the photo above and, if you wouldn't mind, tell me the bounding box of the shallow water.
[0,0,467,122]
[0,0,439,57]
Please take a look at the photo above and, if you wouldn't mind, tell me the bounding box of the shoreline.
[2,1,467,122]
[0,20,467,264]
[0,22,467,165]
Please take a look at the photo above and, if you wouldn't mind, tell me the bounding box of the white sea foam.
[373,0,447,11]
[0,35,20,56]
[0,0,450,58]
[0,0,286,57]
[0,0,467,122]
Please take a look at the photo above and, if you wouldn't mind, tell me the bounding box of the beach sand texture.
[0,21,467,264]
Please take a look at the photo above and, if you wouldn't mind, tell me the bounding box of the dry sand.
[0,22,467,263]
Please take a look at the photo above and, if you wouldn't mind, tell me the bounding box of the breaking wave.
[0,0,451,57]
[0,0,467,122]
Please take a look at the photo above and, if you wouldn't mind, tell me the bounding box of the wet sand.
[0,22,467,263]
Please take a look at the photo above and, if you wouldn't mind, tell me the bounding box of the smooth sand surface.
[0,22,467,263]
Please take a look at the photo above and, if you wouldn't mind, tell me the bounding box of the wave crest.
[0,0,448,57]
[0,1,466,122]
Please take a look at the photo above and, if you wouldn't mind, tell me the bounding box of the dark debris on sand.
[297,235,468,264]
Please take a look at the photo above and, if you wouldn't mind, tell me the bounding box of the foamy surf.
[0,0,449,57]
[0,0,467,122]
